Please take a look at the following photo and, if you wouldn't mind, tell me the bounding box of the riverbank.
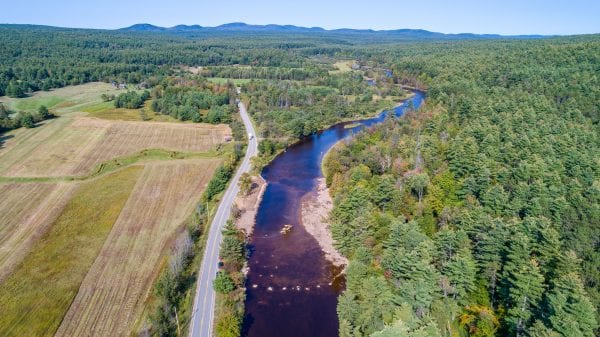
[234,175,267,236]
[300,178,348,267]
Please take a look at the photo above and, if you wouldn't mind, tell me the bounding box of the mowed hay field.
[0,82,233,336]
[0,182,76,282]
[0,117,230,177]
[0,166,143,337]
[55,159,221,337]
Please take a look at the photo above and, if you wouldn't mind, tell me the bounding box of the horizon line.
[0,21,590,37]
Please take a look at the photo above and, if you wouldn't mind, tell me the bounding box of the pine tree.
[546,272,598,337]
[474,218,508,305]
[435,227,476,301]
[6,80,24,98]
[501,234,545,337]
[527,320,560,337]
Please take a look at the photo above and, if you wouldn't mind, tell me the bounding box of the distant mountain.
[118,22,545,39]
[120,22,325,33]
[120,23,168,32]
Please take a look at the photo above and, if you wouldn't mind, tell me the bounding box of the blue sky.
[1,0,599,35]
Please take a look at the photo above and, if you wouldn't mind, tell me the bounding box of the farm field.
[0,166,143,337]
[55,159,221,337]
[0,116,231,177]
[0,182,76,282]
[0,82,234,336]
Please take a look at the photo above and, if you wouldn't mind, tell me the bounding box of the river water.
[242,91,426,337]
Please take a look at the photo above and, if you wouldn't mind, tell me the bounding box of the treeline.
[324,37,599,336]
[0,103,54,132]
[201,65,327,81]
[114,90,150,109]
[213,220,247,337]
[150,79,233,123]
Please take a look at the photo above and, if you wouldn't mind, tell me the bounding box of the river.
[242,91,426,337]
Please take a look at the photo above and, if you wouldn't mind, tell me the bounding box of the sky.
[1,0,599,35]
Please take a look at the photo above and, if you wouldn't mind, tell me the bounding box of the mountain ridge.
[118,22,547,38]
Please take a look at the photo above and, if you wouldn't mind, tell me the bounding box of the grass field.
[0,82,177,123]
[0,166,143,337]
[329,60,355,74]
[0,117,231,177]
[82,99,176,122]
[206,77,252,85]
[0,182,76,282]
[0,82,121,115]
[55,159,221,337]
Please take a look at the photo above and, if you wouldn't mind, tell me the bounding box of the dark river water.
[242,91,425,337]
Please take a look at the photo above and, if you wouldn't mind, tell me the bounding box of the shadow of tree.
[0,133,14,150]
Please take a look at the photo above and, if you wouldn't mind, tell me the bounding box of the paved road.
[189,100,257,337]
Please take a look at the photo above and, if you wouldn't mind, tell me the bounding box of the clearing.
[206,77,252,86]
[55,159,221,337]
[0,82,121,115]
[329,60,355,74]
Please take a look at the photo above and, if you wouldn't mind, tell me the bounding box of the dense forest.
[324,37,599,336]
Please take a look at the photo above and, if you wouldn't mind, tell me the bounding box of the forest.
[323,37,599,336]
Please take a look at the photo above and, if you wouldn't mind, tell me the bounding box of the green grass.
[80,96,177,122]
[14,96,66,112]
[0,166,143,337]
[0,147,227,184]
[206,77,252,85]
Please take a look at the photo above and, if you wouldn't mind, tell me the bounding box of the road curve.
[189,100,257,337]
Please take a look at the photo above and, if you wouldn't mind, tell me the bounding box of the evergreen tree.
[6,80,24,98]
[546,272,598,337]
[527,321,560,337]
[501,234,545,336]
[20,113,35,128]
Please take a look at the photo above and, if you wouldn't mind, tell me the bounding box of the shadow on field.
[0,134,14,149]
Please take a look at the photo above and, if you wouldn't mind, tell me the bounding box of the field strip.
[0,116,231,178]
[0,166,143,337]
[0,117,72,174]
[0,182,76,282]
[55,159,221,337]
